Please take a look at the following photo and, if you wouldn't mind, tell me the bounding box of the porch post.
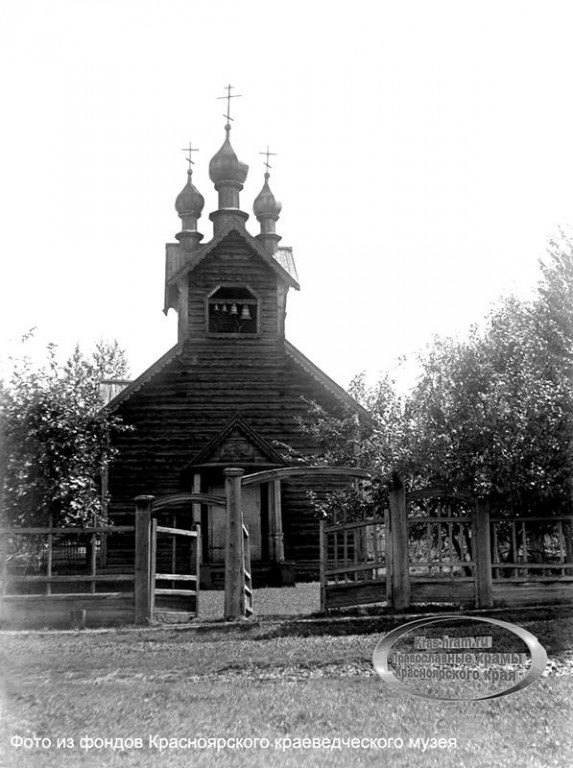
[388,476,410,610]
[224,468,245,620]
[134,495,154,624]
[192,473,202,525]
[272,479,284,562]
[192,472,202,568]
[474,499,493,608]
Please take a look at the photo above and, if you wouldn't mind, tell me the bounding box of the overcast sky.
[1,0,572,391]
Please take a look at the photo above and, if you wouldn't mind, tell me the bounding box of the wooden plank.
[407,560,475,568]
[155,526,198,538]
[155,589,197,597]
[152,493,226,511]
[407,515,473,525]
[134,495,153,625]
[325,579,387,608]
[493,581,573,605]
[319,520,326,611]
[2,592,134,601]
[90,533,97,595]
[490,515,573,523]
[0,526,135,535]
[224,469,245,620]
[474,500,493,608]
[46,514,53,597]
[171,513,177,590]
[5,574,135,583]
[389,477,410,610]
[493,563,573,570]
[272,480,284,562]
[410,581,475,601]
[326,561,386,577]
[150,519,157,618]
[493,576,573,583]
[192,474,202,527]
[324,517,386,533]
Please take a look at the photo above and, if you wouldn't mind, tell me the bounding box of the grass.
[1,603,572,768]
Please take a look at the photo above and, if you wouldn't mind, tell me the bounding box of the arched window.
[207,286,258,335]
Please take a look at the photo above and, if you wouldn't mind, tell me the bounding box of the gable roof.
[185,413,287,468]
[101,341,184,411]
[166,219,300,291]
[285,341,369,417]
[101,339,368,421]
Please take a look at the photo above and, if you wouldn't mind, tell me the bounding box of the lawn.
[0,590,572,767]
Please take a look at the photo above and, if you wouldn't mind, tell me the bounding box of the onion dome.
[175,170,205,216]
[253,172,282,218]
[209,126,249,186]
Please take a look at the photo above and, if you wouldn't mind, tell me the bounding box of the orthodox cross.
[180,142,199,170]
[260,146,277,172]
[218,84,242,126]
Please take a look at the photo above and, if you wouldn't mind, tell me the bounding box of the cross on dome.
[181,142,199,171]
[259,146,277,175]
[217,84,242,130]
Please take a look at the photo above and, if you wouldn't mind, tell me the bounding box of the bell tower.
[163,90,299,344]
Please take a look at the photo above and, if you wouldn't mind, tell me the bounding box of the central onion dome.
[209,126,249,186]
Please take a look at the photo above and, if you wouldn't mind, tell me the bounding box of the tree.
[300,234,573,520]
[0,336,130,528]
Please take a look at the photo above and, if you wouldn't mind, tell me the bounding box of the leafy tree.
[300,234,573,521]
[0,336,130,528]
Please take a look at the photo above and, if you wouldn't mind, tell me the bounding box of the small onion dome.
[253,173,282,218]
[175,171,205,216]
[209,128,249,185]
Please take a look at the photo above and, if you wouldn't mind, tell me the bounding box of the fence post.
[134,495,154,624]
[388,475,410,610]
[224,468,245,620]
[319,519,326,611]
[474,499,493,608]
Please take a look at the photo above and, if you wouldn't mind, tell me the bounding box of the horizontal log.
[0,526,134,535]
[326,561,386,577]
[408,516,473,524]
[1,592,133,601]
[492,576,573,583]
[154,589,197,597]
[5,574,134,583]
[492,563,573,569]
[155,574,197,582]
[407,488,474,502]
[243,466,372,487]
[153,493,226,511]
[325,517,385,533]
[155,526,198,537]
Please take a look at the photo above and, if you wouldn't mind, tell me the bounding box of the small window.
[208,286,258,334]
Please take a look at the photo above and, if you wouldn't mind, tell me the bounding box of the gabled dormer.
[164,123,299,343]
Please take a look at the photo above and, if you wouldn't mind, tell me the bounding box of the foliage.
[0,336,130,527]
[301,234,573,520]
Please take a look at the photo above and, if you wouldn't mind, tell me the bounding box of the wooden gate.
[134,492,224,624]
[150,519,201,618]
[406,488,477,605]
[320,517,387,609]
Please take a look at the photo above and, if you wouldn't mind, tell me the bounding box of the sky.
[1,0,573,392]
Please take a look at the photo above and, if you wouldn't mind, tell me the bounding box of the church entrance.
[195,468,272,589]
[204,483,263,563]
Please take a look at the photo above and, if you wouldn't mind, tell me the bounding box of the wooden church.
[102,110,363,587]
